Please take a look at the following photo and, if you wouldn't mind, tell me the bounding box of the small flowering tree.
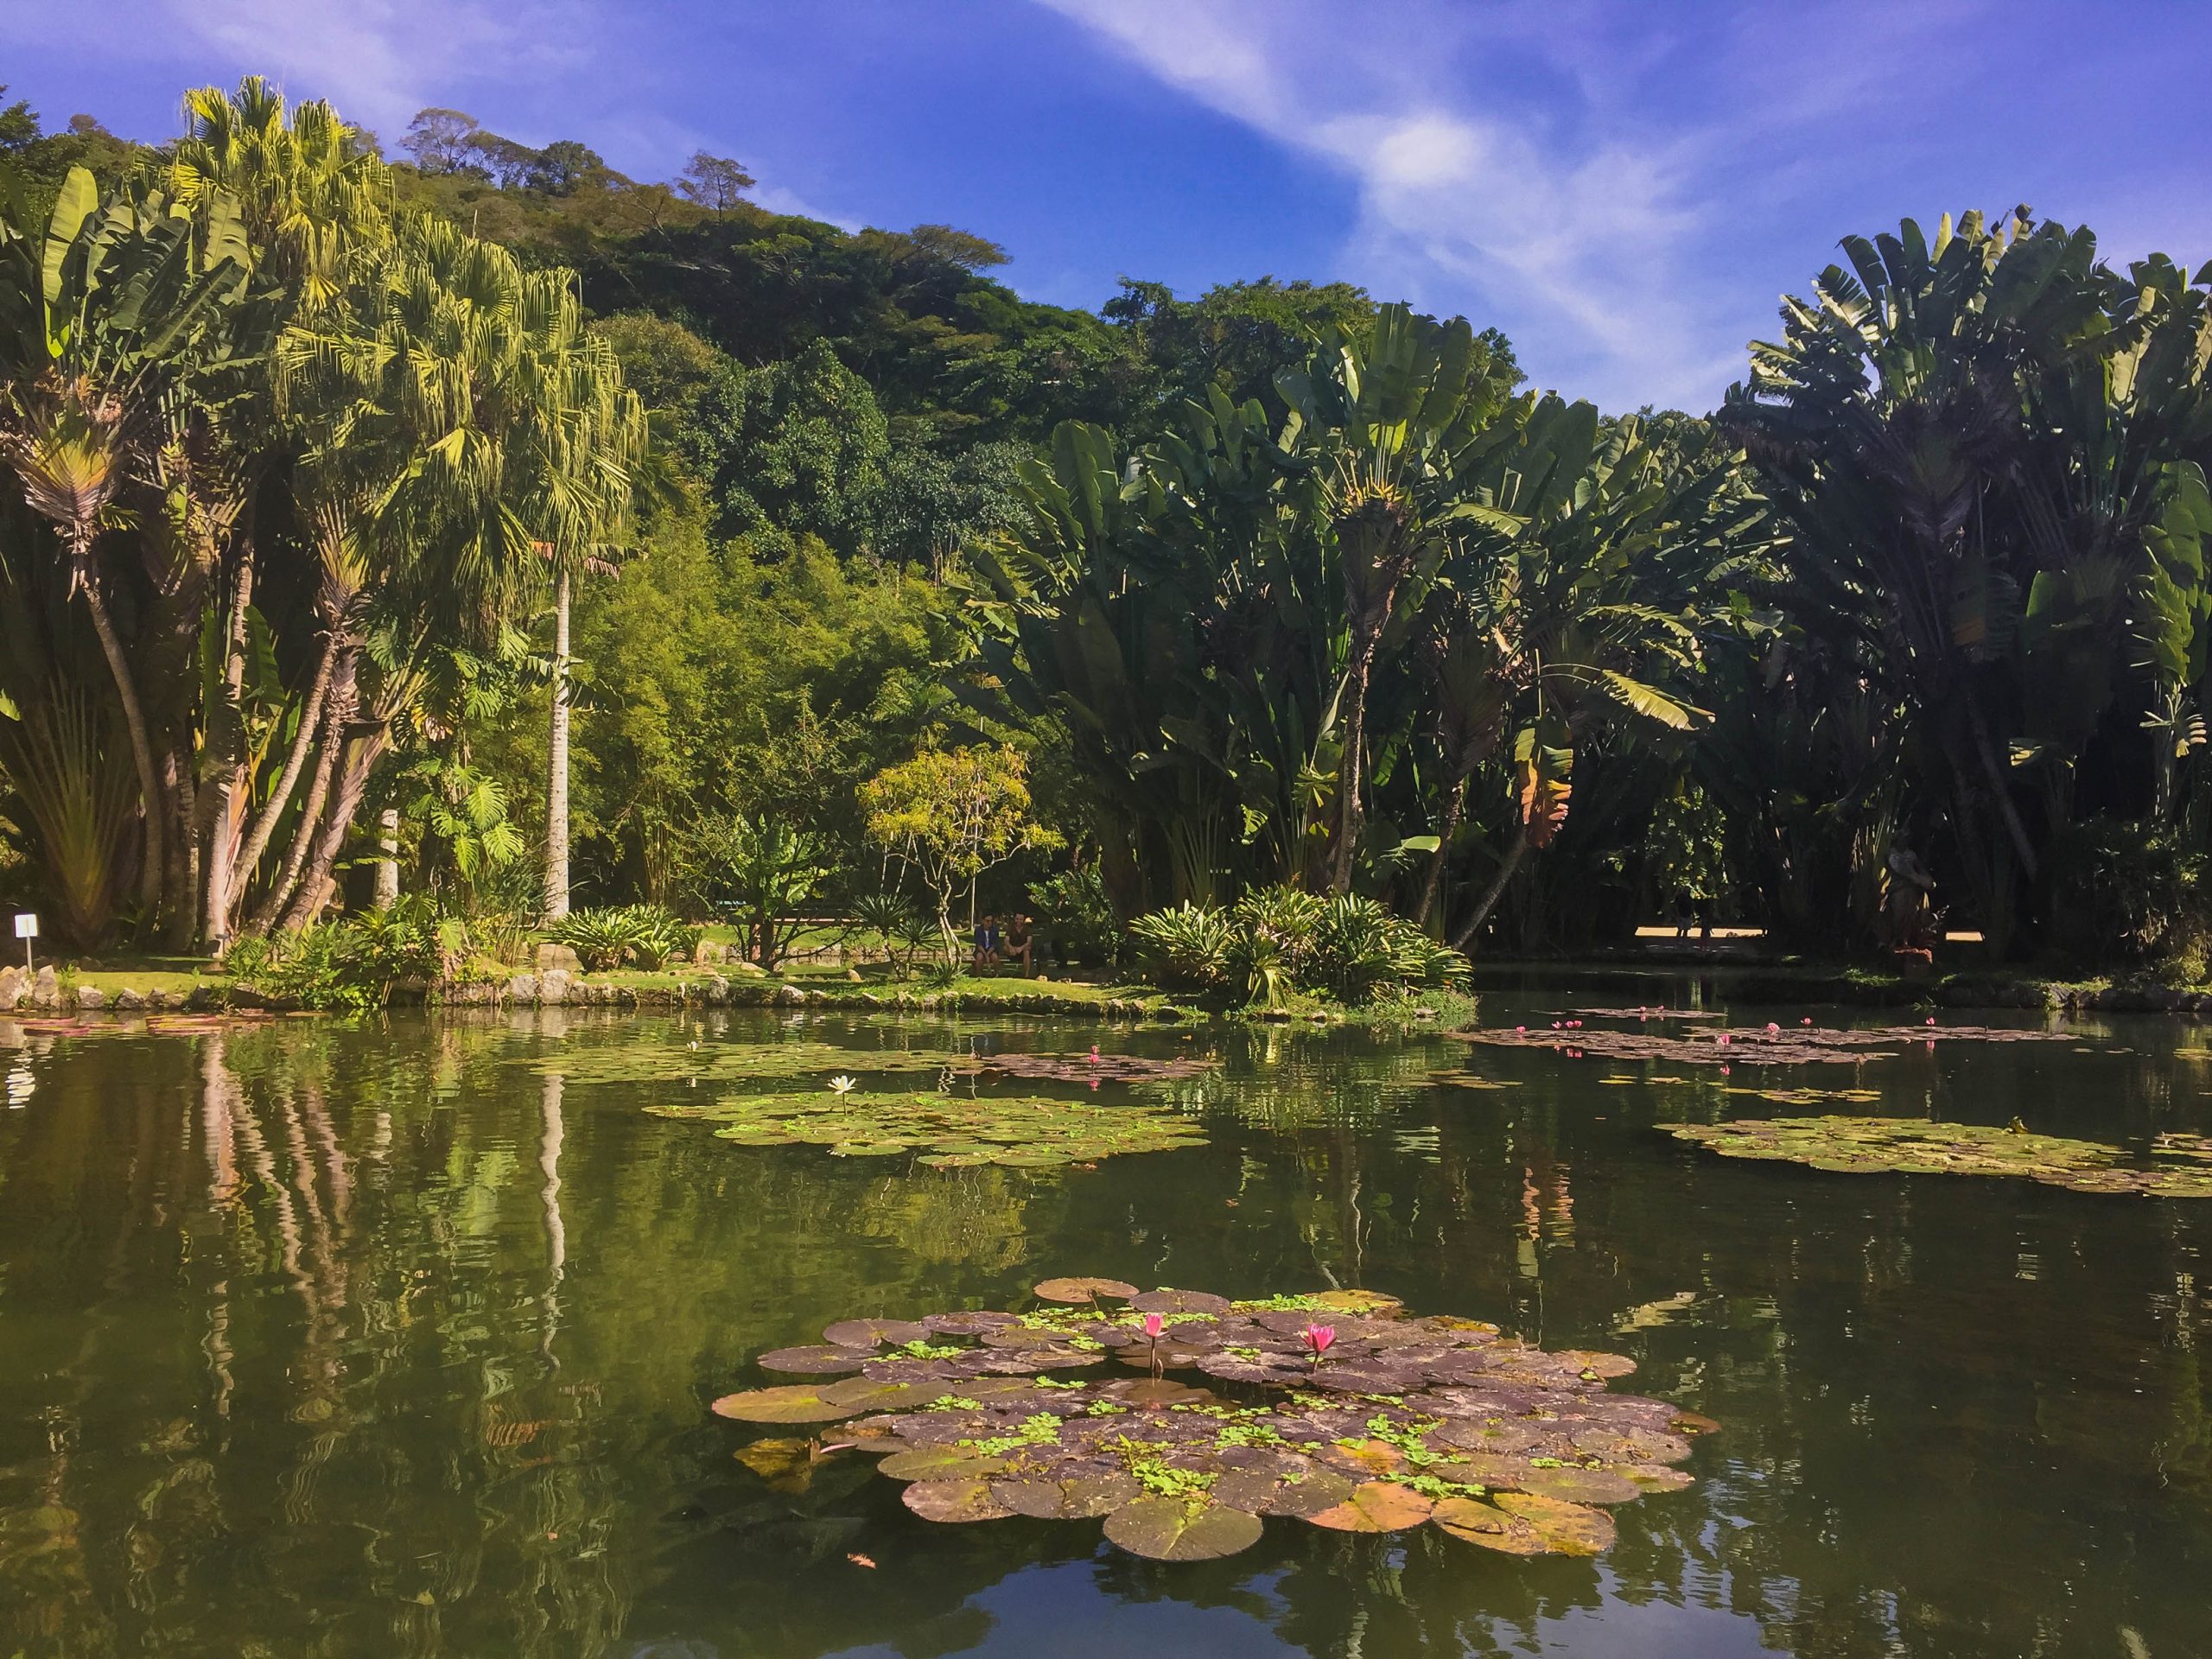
[860,746,1060,969]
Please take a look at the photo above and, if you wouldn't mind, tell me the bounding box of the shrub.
[1128,888,1468,1006]
[1128,902,1235,992]
[548,904,692,970]
[1028,867,1120,965]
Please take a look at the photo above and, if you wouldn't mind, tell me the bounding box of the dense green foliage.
[4,79,2212,981]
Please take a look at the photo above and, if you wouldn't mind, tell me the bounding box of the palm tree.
[264,216,643,931]
[1276,305,1523,890]
[0,167,256,929]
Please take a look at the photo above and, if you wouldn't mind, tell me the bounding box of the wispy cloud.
[1029,0,1988,409]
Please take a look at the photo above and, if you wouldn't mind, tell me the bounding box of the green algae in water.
[649,1089,1208,1167]
[1668,1116,2212,1198]
[709,1278,1710,1561]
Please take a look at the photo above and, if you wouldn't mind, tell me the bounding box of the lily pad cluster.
[978,1052,1217,1084]
[1668,1116,2212,1198]
[531,1039,974,1086]
[710,1280,1709,1561]
[1464,1020,2082,1070]
[648,1090,1207,1167]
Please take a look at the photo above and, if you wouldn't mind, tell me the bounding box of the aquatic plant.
[1464,1020,2087,1070]
[649,1089,1207,1167]
[1667,1116,2212,1198]
[709,1279,1710,1560]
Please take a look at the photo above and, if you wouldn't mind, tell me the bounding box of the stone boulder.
[0,965,21,1009]
[535,941,582,976]
[30,965,59,1011]
[75,985,107,1011]
[539,968,571,1006]
[507,972,539,1003]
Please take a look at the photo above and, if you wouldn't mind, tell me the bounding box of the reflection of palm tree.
[540,1071,566,1366]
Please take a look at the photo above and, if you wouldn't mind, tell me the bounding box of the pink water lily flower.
[1303,1323,1336,1360]
[1141,1312,1165,1339]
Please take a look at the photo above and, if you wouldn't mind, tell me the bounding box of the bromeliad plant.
[1128,887,1469,1007]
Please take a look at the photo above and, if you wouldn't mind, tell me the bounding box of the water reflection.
[0,1003,2206,1656]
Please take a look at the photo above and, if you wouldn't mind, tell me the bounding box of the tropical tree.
[861,745,1058,967]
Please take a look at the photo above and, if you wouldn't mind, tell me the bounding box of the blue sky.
[8,0,2210,411]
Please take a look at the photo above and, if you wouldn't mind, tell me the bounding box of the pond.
[2,991,2209,1658]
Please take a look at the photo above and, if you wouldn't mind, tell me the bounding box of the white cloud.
[1026,0,1978,409]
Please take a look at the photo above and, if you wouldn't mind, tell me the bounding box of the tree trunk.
[373,808,400,908]
[1414,775,1469,928]
[278,724,388,932]
[544,566,572,920]
[247,644,355,937]
[1451,823,1529,953]
[200,545,257,951]
[1331,652,1375,893]
[73,543,165,925]
[1962,679,2037,880]
[226,632,336,925]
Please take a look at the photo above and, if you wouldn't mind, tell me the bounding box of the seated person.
[971,914,1001,972]
[1001,914,1033,977]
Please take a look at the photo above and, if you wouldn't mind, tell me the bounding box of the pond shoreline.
[8,958,2212,1021]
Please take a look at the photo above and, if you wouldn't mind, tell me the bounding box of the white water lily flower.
[828,1075,858,1095]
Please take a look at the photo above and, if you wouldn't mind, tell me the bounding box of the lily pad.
[990,1471,1143,1519]
[1307,1481,1435,1532]
[900,1478,1015,1522]
[877,1446,1013,1482]
[652,1088,1207,1169]
[1668,1116,2212,1198]
[709,1385,858,1424]
[1033,1276,1141,1304]
[708,1279,1707,1561]
[757,1344,876,1376]
[1102,1495,1266,1560]
[823,1318,931,1348]
[1128,1288,1232,1315]
[1493,1491,1617,1554]
[1431,1495,1545,1554]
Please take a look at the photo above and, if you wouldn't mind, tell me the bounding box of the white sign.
[11,914,35,940]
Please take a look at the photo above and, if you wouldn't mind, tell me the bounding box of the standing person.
[971,913,1001,974]
[1002,914,1033,977]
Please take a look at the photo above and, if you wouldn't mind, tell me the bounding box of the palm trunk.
[1451,823,1529,952]
[200,546,257,950]
[226,632,336,925]
[247,644,355,937]
[543,566,572,920]
[278,724,387,931]
[74,544,164,924]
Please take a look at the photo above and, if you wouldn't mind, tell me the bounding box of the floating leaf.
[982,1053,1217,1084]
[823,1318,930,1348]
[1432,1496,1545,1554]
[709,1280,1707,1561]
[990,1471,1142,1518]
[653,1088,1207,1169]
[1102,1495,1266,1560]
[756,1344,876,1376]
[1033,1277,1141,1303]
[1308,1481,1435,1532]
[1668,1117,2212,1198]
[709,1386,858,1424]
[1493,1491,1617,1554]
[1301,1289,1405,1316]
[900,1478,1015,1523]
[1128,1288,1232,1315]
[877,1446,1013,1482]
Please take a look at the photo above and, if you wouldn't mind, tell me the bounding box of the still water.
[1,993,2208,1658]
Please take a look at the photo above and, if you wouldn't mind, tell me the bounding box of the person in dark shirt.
[1001,914,1033,977]
[971,914,1001,973]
